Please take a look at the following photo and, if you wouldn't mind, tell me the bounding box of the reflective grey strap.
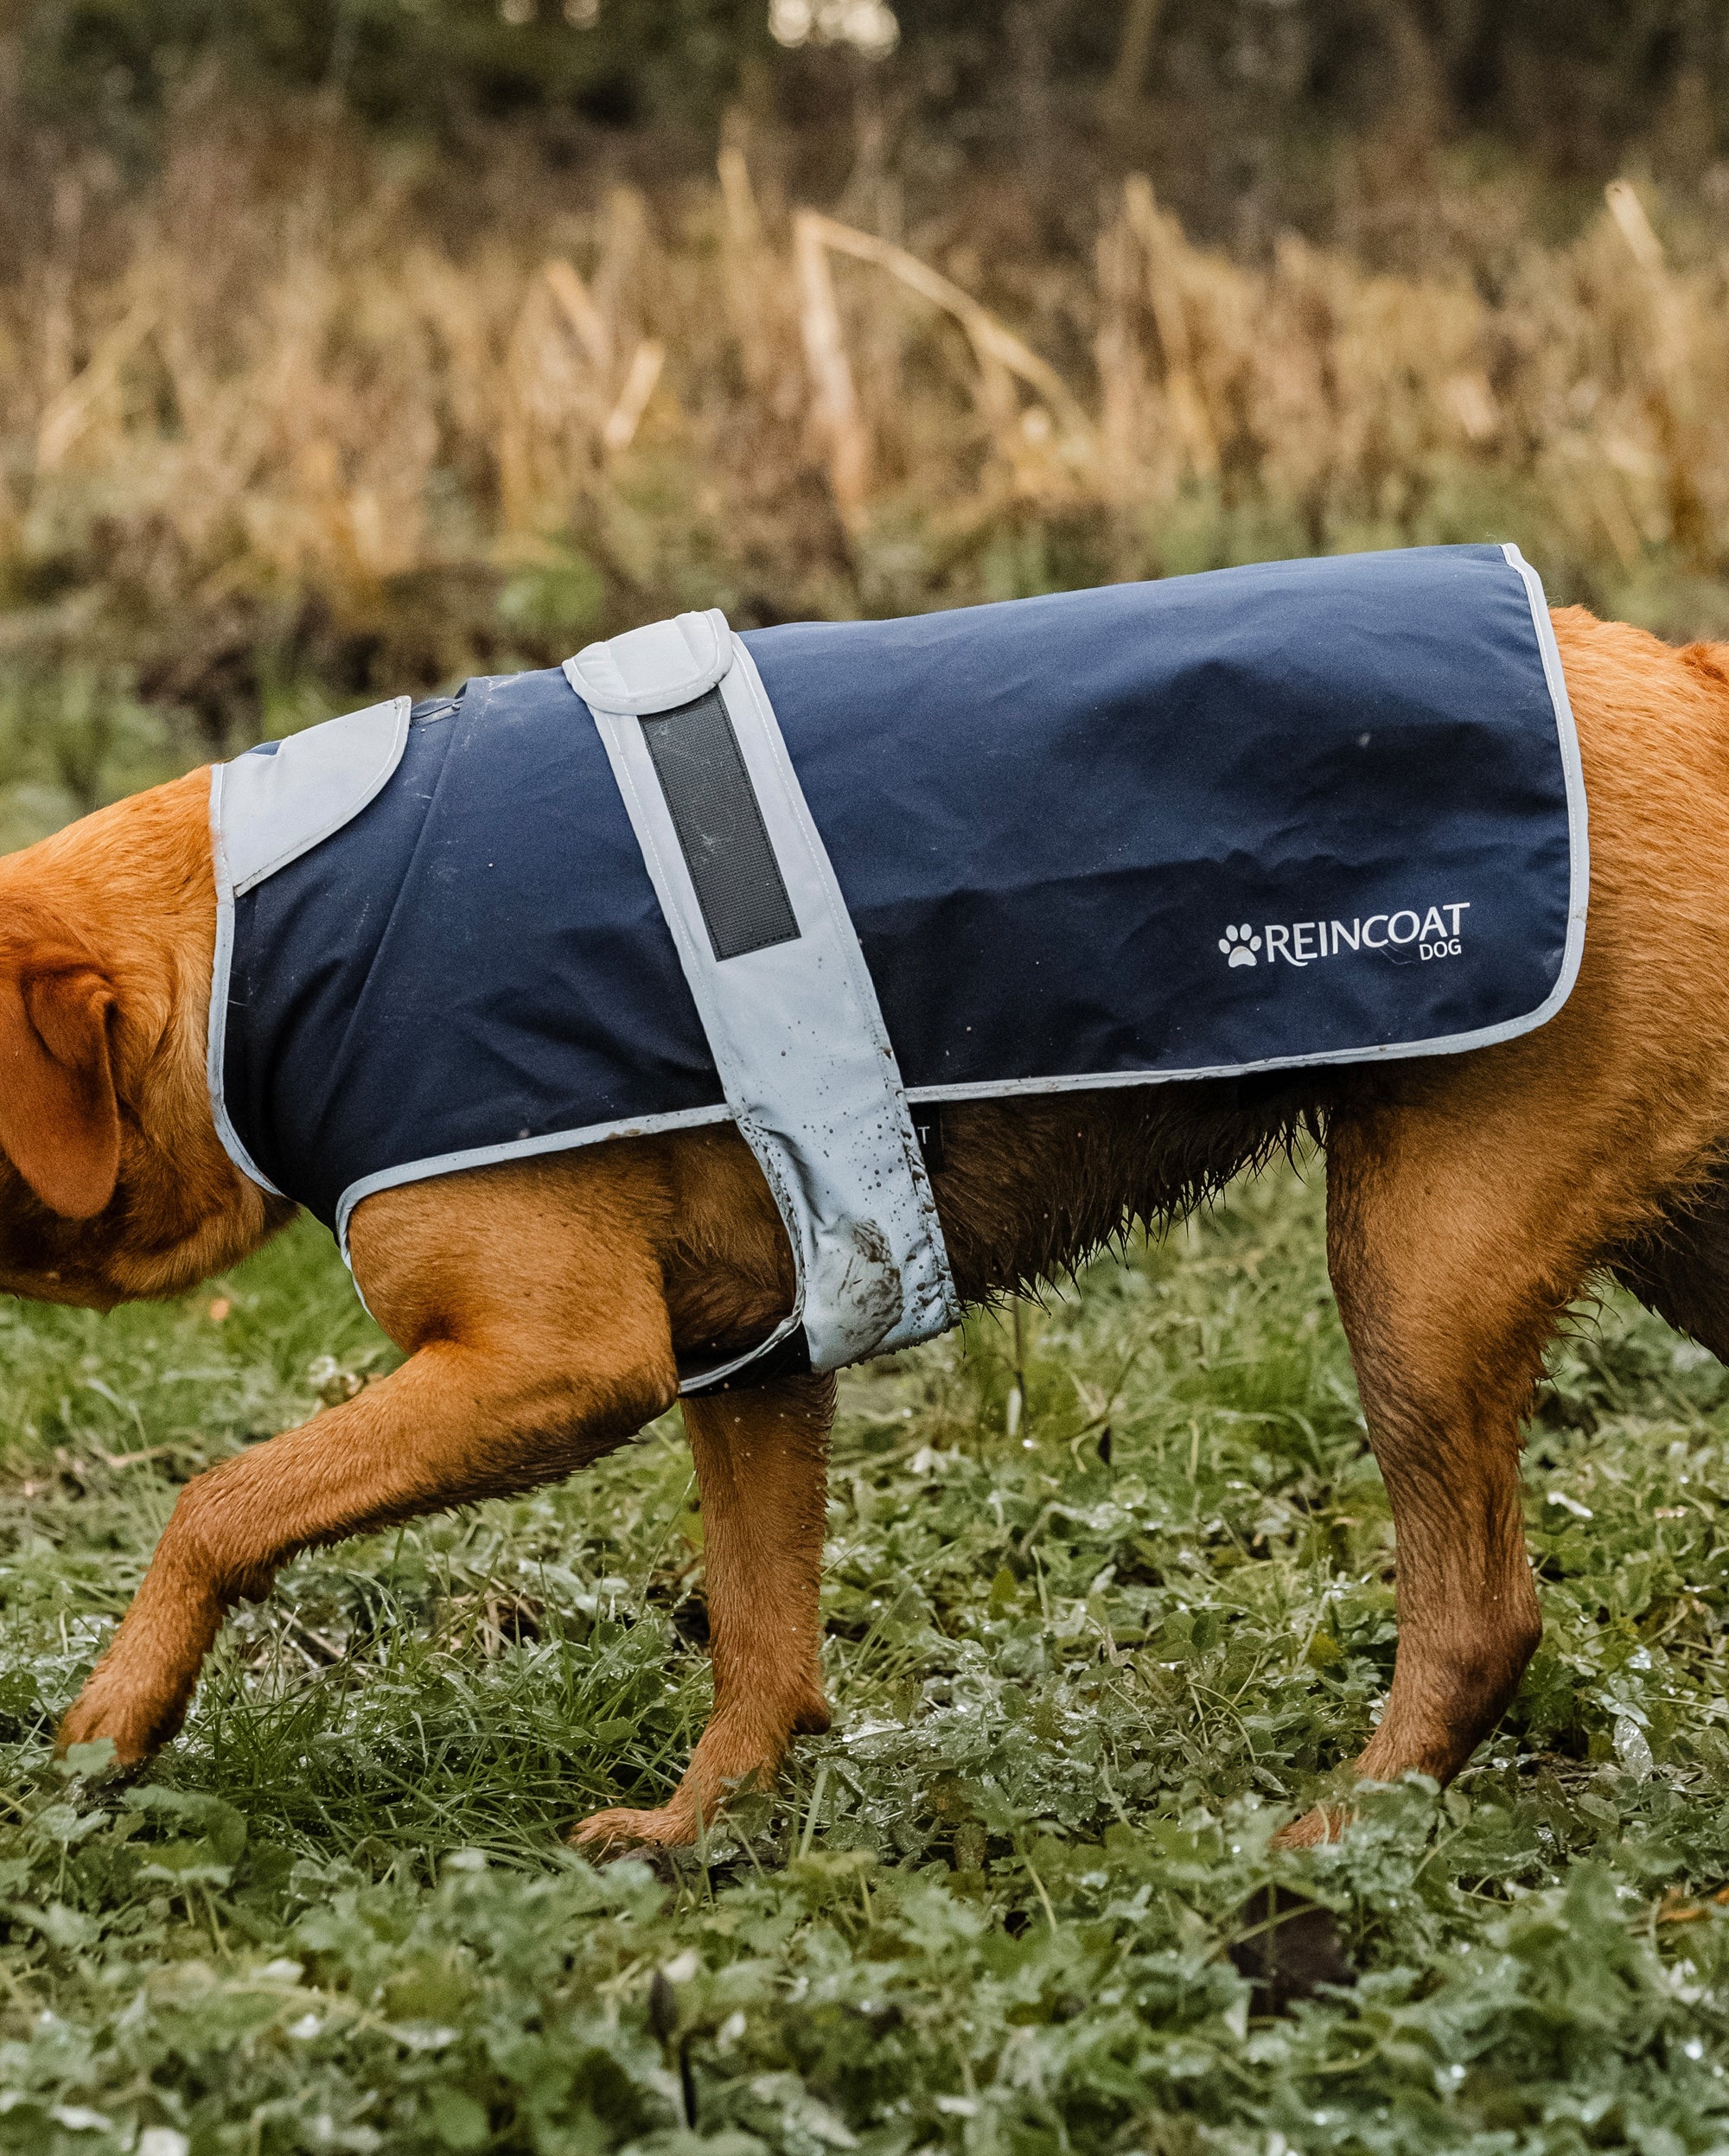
[566,610,960,1387]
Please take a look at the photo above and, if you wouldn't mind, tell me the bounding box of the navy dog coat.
[208,542,1584,1383]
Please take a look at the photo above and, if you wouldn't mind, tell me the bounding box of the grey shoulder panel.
[207,695,412,1202]
[212,697,412,899]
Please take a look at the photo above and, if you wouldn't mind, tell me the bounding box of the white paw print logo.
[1219,923,1261,968]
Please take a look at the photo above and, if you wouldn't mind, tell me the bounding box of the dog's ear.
[0,950,120,1220]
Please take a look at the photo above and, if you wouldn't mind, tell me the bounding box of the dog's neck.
[0,771,292,1307]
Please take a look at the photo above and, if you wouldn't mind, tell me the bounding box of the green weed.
[3,1170,1729,2148]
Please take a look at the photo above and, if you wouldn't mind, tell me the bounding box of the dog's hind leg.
[1279,1088,1592,1844]
[572,1370,835,1851]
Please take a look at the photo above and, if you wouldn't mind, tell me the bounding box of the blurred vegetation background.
[4,0,1729,841]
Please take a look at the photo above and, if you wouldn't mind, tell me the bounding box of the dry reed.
[5,96,1729,754]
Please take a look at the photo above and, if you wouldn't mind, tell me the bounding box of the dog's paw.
[1271,1802,1349,1850]
[55,1674,183,1770]
[571,1803,699,1853]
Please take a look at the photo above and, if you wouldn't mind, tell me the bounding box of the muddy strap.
[565,611,959,1391]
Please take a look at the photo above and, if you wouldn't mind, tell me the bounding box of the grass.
[4,1165,1729,2150]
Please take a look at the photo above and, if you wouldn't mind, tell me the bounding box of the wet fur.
[0,603,1725,1847]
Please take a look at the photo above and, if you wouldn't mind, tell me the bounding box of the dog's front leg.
[57,1333,674,1767]
[573,1370,835,1851]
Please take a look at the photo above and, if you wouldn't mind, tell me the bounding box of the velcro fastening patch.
[640,690,801,961]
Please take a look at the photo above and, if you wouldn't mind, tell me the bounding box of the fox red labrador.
[0,601,1719,1848]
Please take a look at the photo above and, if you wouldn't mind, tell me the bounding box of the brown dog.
[0,603,1724,1848]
